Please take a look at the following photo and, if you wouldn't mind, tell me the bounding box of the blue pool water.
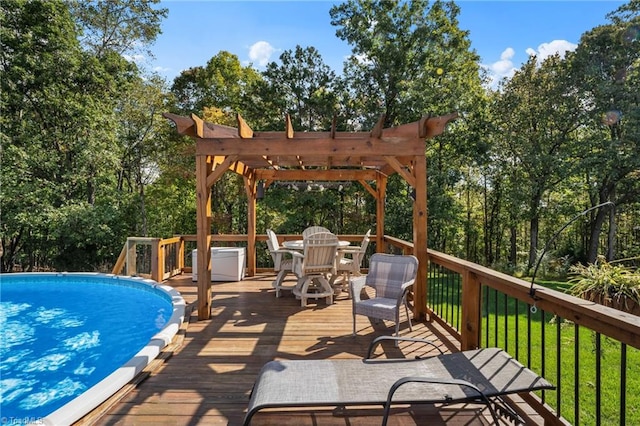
[0,273,175,420]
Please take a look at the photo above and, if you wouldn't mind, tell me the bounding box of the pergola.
[164,112,458,320]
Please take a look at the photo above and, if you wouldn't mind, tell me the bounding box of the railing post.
[151,238,162,283]
[177,237,184,273]
[126,238,137,276]
[461,269,481,350]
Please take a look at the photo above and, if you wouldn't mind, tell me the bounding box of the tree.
[171,51,262,115]
[568,0,640,262]
[169,52,263,234]
[115,75,170,236]
[330,0,481,126]
[70,0,167,58]
[246,45,338,131]
[0,0,165,271]
[491,55,583,271]
[330,0,487,250]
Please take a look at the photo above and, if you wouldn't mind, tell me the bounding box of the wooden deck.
[82,273,517,425]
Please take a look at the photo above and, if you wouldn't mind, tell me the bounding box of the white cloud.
[248,41,276,67]
[483,40,579,90]
[124,53,146,64]
[153,66,171,74]
[526,39,578,63]
[483,47,517,90]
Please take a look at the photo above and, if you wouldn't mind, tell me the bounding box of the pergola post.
[375,174,387,253]
[245,175,257,277]
[195,155,213,320]
[413,154,428,320]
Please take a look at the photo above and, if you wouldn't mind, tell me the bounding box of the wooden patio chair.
[301,226,330,239]
[332,229,371,294]
[291,231,339,307]
[351,253,418,343]
[266,229,295,297]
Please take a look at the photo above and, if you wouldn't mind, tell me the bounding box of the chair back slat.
[302,226,330,239]
[359,229,371,256]
[301,232,339,274]
[266,229,284,270]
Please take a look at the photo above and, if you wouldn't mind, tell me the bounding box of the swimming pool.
[0,272,185,425]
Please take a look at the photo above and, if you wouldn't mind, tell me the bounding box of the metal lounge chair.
[243,336,555,425]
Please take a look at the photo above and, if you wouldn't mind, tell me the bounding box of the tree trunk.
[509,224,517,267]
[587,207,609,263]
[606,190,617,261]
[528,215,539,272]
[587,186,614,263]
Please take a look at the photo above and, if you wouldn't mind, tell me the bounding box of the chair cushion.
[354,297,399,322]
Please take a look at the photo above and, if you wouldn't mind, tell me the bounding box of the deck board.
[81,274,513,425]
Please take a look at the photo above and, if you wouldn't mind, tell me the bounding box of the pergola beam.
[255,169,379,181]
[195,137,426,157]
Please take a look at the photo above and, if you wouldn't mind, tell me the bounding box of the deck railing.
[112,234,370,278]
[113,233,640,424]
[112,237,183,281]
[423,249,640,426]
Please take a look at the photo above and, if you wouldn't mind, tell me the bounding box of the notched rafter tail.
[370,114,386,139]
[285,114,294,139]
[420,112,459,139]
[237,113,254,138]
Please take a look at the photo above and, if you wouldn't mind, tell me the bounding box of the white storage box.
[192,247,246,281]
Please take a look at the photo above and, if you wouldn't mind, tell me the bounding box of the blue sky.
[144,1,626,87]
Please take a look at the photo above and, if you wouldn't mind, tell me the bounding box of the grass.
[427,274,640,425]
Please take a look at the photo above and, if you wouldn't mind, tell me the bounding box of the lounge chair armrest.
[383,376,499,426]
[274,248,294,255]
[366,336,443,359]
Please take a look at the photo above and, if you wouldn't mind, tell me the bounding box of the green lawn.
[427,275,640,425]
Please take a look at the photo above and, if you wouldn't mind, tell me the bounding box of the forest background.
[1,0,639,279]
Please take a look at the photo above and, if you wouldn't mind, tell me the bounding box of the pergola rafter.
[164,111,458,320]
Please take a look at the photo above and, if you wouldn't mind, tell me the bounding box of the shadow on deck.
[85,274,505,425]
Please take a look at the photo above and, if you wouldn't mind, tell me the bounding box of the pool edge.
[41,275,186,426]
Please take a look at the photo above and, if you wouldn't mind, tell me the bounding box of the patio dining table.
[282,240,352,250]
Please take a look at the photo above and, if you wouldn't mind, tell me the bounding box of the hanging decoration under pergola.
[163,111,458,320]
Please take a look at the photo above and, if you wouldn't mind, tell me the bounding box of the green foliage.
[330,0,483,127]
[245,45,338,131]
[171,51,261,115]
[71,0,168,57]
[1,0,638,275]
[0,0,163,271]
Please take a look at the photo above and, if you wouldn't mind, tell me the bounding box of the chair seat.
[280,259,293,268]
[354,297,407,322]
